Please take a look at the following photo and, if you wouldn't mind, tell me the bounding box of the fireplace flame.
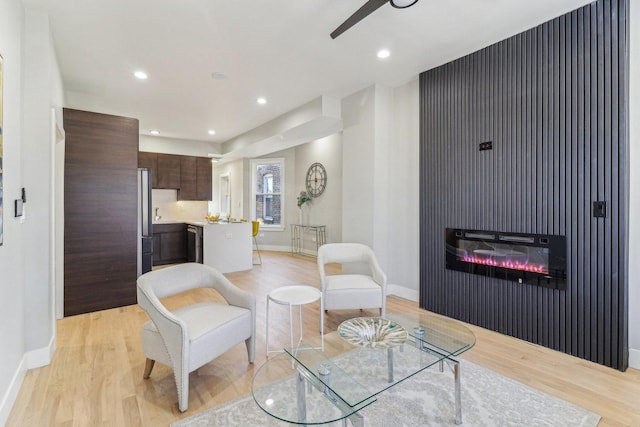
[461,255,549,274]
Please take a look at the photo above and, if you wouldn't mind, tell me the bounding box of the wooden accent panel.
[419,0,628,370]
[138,151,158,187]
[196,156,212,201]
[63,108,139,316]
[178,156,197,200]
[156,153,181,189]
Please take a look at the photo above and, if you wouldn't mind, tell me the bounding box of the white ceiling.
[27,0,593,144]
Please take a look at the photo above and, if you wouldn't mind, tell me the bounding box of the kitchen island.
[187,221,253,273]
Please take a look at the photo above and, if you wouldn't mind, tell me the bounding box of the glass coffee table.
[252,312,476,426]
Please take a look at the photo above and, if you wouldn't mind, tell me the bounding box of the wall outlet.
[593,201,607,218]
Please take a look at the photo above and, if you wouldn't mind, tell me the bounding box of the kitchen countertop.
[187,221,249,227]
[152,219,184,225]
[153,219,248,227]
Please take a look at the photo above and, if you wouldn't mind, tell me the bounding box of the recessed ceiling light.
[257,97,267,105]
[134,71,148,80]
[149,130,160,135]
[377,49,391,59]
[211,72,228,80]
[208,129,216,135]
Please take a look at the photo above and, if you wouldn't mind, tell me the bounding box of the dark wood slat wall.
[419,0,628,370]
[64,109,139,316]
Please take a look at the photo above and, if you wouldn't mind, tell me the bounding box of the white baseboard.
[386,284,419,302]
[254,245,290,253]
[0,356,27,427]
[629,348,640,370]
[256,245,320,257]
[0,338,55,425]
[26,335,56,369]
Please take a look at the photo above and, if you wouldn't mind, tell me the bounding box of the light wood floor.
[7,251,640,426]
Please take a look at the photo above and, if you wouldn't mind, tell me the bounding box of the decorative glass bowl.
[338,317,408,349]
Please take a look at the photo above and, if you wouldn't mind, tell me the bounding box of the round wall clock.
[305,162,327,197]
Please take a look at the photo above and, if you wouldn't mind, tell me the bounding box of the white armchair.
[317,243,386,317]
[137,263,255,412]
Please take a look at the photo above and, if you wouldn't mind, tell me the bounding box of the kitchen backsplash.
[152,189,208,221]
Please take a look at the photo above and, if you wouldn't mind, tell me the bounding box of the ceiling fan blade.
[330,0,390,39]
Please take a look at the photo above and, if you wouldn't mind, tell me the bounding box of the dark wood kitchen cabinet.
[138,151,159,187]
[64,108,139,316]
[178,156,197,200]
[153,223,187,265]
[196,157,212,200]
[156,153,181,189]
[178,156,211,201]
[138,151,211,200]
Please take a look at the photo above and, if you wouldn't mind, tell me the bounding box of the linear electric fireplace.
[446,228,566,290]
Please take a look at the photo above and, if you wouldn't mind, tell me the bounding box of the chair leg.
[253,236,262,265]
[143,358,155,379]
[177,370,189,412]
[246,335,255,363]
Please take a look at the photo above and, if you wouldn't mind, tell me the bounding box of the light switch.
[593,201,607,218]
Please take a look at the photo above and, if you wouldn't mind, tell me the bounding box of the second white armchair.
[317,243,386,317]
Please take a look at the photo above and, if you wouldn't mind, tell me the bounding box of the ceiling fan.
[330,0,419,39]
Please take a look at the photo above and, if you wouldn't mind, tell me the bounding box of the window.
[262,174,273,221]
[251,158,284,228]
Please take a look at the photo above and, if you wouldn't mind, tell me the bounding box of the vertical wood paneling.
[419,0,629,370]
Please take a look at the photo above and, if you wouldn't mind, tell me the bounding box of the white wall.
[342,87,376,247]
[341,83,420,301]
[22,5,63,364]
[212,158,245,219]
[0,1,26,424]
[139,135,221,157]
[387,78,420,300]
[0,1,64,423]
[628,0,640,370]
[294,134,343,249]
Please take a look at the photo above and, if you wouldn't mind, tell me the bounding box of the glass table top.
[252,312,476,425]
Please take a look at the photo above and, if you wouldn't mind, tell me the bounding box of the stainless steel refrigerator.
[137,168,153,276]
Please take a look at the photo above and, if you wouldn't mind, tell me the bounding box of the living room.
[1,0,640,425]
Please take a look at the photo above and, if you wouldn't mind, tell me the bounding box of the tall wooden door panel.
[64,108,139,316]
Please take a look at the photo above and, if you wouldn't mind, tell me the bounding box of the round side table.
[265,285,324,356]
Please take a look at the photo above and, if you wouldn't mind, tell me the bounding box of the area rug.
[171,355,600,427]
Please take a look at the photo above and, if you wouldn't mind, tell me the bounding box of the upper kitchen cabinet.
[196,157,212,201]
[138,151,159,187]
[139,151,212,200]
[178,156,197,200]
[178,156,211,201]
[156,153,181,189]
